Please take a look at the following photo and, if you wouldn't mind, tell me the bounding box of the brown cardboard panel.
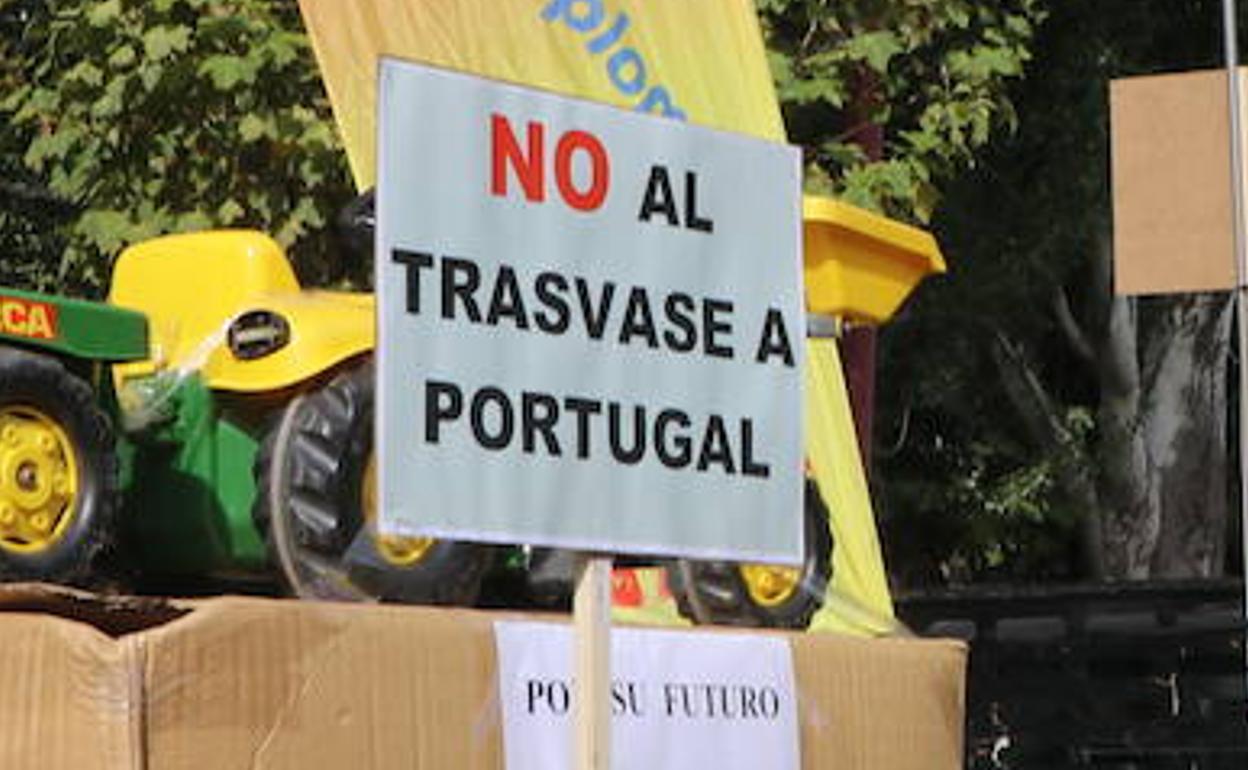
[142,598,504,770]
[0,588,966,769]
[0,613,139,770]
[1110,69,1237,295]
[793,634,967,770]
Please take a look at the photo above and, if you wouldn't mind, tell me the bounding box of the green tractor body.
[119,374,269,576]
[0,287,147,361]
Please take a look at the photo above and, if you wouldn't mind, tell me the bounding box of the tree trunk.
[1144,294,1232,577]
[1089,234,1231,579]
[1091,256,1156,580]
[1016,237,1233,580]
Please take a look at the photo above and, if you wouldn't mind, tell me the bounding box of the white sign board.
[376,58,804,562]
[494,620,800,770]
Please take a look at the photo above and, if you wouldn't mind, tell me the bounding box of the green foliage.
[1,0,354,295]
[875,358,1090,585]
[758,0,1054,583]
[0,0,72,290]
[758,0,1045,221]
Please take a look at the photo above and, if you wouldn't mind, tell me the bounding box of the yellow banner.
[298,0,783,190]
[299,0,895,633]
[805,337,897,635]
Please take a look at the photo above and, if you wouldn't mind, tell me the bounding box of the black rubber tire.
[667,480,833,628]
[0,347,119,584]
[253,360,493,605]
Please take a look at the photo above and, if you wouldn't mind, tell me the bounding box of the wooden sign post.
[574,556,613,770]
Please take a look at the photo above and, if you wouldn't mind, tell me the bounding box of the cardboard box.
[0,584,966,770]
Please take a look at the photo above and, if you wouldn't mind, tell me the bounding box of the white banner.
[493,620,800,770]
[376,58,804,562]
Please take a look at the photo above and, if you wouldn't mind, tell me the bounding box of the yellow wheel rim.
[362,452,433,567]
[740,563,802,608]
[0,406,79,554]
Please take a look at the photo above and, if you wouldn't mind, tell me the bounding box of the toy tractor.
[0,227,494,604]
[0,221,834,626]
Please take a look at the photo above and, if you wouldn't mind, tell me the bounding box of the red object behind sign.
[0,296,58,341]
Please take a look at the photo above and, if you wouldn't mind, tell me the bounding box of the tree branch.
[992,329,1107,578]
[1088,232,1139,400]
[991,330,1068,452]
[878,403,912,458]
[1053,286,1096,365]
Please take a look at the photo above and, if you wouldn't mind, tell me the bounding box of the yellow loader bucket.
[803,196,946,324]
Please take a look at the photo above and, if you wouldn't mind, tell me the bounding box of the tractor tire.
[0,347,119,584]
[253,360,493,605]
[667,480,833,628]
